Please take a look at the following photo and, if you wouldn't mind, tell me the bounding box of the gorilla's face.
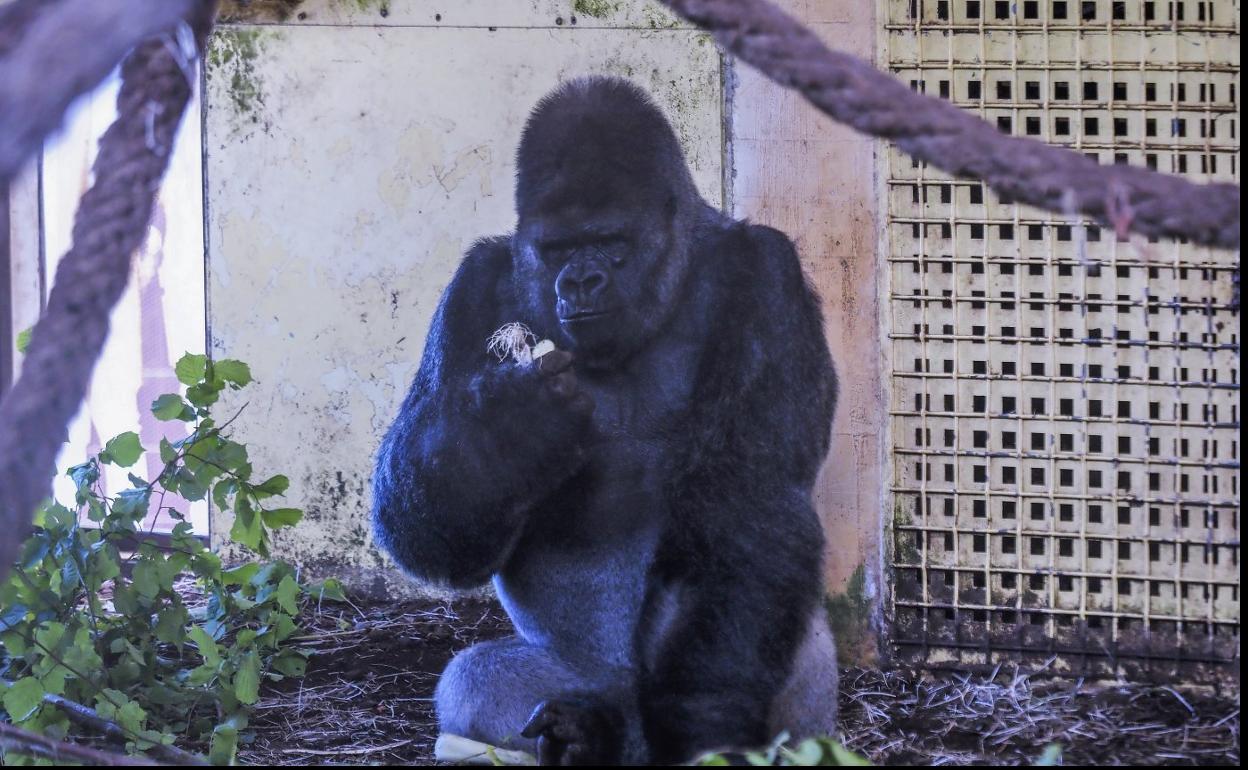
[514,196,684,369]
[510,79,704,369]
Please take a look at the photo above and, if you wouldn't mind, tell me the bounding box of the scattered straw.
[838,666,1240,766]
[232,596,1238,766]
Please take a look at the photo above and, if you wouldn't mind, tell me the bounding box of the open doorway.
[39,68,207,535]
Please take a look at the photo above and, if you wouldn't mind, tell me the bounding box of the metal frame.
[882,0,1240,681]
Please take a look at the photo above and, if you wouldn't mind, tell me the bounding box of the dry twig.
[43,693,208,766]
[0,722,157,766]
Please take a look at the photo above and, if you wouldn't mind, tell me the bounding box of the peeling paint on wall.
[218,0,306,23]
[573,0,621,18]
[206,27,281,138]
[825,564,872,665]
[215,1,686,30]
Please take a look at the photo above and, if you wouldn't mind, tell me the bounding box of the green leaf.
[15,327,33,354]
[0,604,29,633]
[212,479,237,511]
[101,432,144,467]
[68,460,99,492]
[275,575,300,615]
[112,487,151,518]
[261,507,303,529]
[209,723,239,766]
[60,557,83,592]
[305,577,347,603]
[175,353,208,385]
[152,393,193,421]
[825,742,872,766]
[186,381,223,408]
[233,651,261,705]
[270,651,307,678]
[173,468,209,502]
[253,474,289,499]
[19,535,50,570]
[85,545,120,590]
[189,626,222,668]
[221,563,259,586]
[3,677,45,722]
[229,498,265,553]
[215,359,252,387]
[131,560,162,600]
[155,605,189,645]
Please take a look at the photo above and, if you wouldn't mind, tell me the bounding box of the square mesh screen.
[883,0,1240,681]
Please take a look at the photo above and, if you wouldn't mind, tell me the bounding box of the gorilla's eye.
[594,237,631,266]
[539,243,576,268]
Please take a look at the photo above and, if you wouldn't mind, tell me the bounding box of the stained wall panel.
[203,22,724,584]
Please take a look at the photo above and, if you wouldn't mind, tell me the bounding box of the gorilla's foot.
[520,697,624,765]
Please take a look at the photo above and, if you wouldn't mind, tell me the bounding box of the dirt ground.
[240,598,1240,766]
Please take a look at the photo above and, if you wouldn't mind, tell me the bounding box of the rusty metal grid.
[882,0,1240,682]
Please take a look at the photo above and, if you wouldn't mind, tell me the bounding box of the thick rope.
[0,7,215,580]
[660,0,1240,250]
[0,0,201,184]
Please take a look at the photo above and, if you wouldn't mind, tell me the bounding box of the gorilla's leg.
[768,606,839,740]
[435,637,584,751]
[436,637,646,764]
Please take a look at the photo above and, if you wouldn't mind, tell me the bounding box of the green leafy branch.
[0,354,345,766]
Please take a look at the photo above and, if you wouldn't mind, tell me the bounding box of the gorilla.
[372,77,839,765]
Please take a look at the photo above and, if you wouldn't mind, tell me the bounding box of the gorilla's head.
[512,77,710,369]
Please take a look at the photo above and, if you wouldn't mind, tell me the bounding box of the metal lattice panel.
[883,0,1240,681]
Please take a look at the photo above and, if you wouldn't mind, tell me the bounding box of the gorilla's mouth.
[559,309,617,324]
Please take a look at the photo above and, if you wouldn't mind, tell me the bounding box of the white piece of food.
[434,733,537,766]
[487,322,557,366]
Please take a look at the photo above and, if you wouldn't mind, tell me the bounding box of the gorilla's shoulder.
[743,223,803,275]
[438,236,513,310]
[708,221,814,303]
[456,236,513,285]
[427,236,514,356]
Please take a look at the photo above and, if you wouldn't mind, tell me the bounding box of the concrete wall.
[203,0,728,588]
[203,0,886,657]
[730,0,885,663]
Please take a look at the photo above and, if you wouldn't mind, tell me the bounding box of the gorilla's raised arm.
[371,238,593,589]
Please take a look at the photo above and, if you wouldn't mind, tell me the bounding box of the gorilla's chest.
[495,348,698,668]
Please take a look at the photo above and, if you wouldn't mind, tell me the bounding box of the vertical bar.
[0,178,11,398]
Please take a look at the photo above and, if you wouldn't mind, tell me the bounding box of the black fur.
[372,77,837,765]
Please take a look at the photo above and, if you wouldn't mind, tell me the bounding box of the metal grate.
[882,0,1240,682]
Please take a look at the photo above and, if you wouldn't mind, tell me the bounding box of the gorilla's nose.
[557,260,611,311]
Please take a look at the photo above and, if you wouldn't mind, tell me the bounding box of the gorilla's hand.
[535,350,596,417]
[521,697,622,765]
[470,349,595,420]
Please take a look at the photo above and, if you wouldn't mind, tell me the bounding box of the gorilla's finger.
[547,371,578,399]
[520,702,557,738]
[535,734,566,766]
[538,349,573,375]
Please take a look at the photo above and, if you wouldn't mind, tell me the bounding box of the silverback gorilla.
[372,77,839,765]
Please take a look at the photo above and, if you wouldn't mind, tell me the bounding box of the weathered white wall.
[203,3,726,591]
[205,2,888,652]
